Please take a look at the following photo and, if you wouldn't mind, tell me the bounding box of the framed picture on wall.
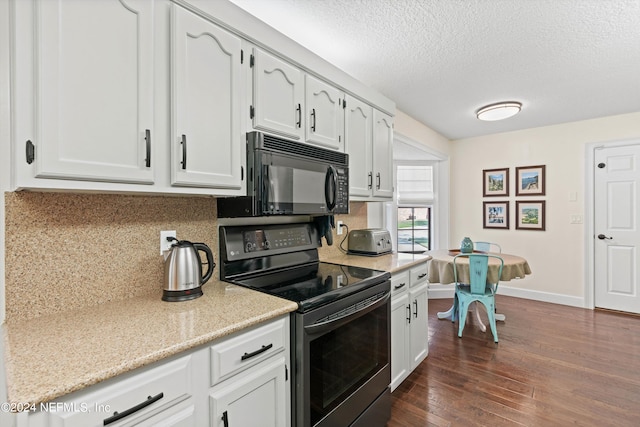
[516,200,546,230]
[516,165,546,196]
[483,168,509,197]
[483,201,509,229]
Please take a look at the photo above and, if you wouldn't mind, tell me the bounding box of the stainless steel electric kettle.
[163,237,215,302]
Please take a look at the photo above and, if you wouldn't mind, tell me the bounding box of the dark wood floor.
[389,295,640,426]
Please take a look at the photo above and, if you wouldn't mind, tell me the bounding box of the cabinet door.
[390,292,410,392]
[252,48,304,139]
[344,95,373,197]
[409,282,429,370]
[170,4,243,191]
[14,0,154,184]
[372,109,394,198]
[305,75,344,151]
[210,356,288,427]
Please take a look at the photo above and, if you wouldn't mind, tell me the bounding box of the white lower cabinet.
[209,356,288,427]
[18,316,290,427]
[390,263,429,392]
[20,354,197,427]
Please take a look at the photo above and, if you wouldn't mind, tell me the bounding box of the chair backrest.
[474,241,502,253]
[453,254,504,294]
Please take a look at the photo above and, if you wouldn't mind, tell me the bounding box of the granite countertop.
[2,252,429,408]
[321,251,432,273]
[1,279,298,407]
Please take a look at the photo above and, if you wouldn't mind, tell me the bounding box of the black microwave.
[217,132,349,217]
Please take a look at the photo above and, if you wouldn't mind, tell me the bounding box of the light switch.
[569,192,577,202]
[569,215,583,224]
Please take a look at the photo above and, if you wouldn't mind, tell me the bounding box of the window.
[395,164,434,253]
[397,207,431,253]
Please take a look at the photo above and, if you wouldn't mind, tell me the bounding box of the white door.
[304,75,344,151]
[344,95,373,197]
[19,0,154,184]
[252,48,304,140]
[170,4,243,191]
[594,143,640,314]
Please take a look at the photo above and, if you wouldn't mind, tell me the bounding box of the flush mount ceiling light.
[476,101,522,121]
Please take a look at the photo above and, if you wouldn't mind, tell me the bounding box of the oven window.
[308,302,389,425]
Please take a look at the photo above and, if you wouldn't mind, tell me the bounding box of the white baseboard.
[428,284,586,308]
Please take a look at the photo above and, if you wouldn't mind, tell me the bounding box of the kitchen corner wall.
[317,202,369,259]
[4,192,217,322]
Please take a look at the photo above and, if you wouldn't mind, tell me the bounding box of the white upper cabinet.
[170,4,244,192]
[345,96,393,200]
[13,0,155,185]
[372,109,394,198]
[8,0,393,195]
[345,95,373,197]
[304,75,345,151]
[251,47,304,140]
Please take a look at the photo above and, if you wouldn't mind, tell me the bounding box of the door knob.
[597,234,613,240]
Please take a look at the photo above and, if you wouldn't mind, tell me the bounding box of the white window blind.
[396,165,433,204]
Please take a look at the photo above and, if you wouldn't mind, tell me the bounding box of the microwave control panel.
[335,167,349,213]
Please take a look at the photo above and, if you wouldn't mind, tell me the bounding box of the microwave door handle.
[262,165,271,212]
[325,165,337,210]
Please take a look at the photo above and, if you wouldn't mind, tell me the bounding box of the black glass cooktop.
[230,262,389,312]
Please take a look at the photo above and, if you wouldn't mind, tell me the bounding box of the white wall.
[0,0,9,324]
[393,110,451,249]
[450,112,640,306]
[394,110,450,156]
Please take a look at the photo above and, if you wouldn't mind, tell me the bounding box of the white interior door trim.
[585,138,640,310]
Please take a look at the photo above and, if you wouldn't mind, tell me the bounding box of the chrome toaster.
[347,228,392,256]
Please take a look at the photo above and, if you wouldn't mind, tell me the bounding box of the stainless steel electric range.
[219,222,391,427]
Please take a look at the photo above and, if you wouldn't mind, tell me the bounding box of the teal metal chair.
[453,253,504,342]
[474,241,502,253]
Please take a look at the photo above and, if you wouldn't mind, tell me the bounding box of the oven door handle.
[304,291,390,336]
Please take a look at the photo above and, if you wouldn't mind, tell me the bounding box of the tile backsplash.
[4,192,368,322]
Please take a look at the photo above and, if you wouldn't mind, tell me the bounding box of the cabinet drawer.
[45,355,193,427]
[410,263,429,287]
[210,317,287,386]
[391,271,410,296]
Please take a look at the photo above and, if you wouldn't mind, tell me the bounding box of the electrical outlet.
[160,230,176,254]
[336,221,344,235]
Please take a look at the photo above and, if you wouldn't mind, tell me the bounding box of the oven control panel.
[243,228,312,253]
[220,223,321,262]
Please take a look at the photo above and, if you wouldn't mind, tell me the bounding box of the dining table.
[426,249,532,323]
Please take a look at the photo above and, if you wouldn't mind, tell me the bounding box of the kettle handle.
[193,243,215,285]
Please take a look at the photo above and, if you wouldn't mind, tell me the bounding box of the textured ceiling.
[229,0,640,140]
